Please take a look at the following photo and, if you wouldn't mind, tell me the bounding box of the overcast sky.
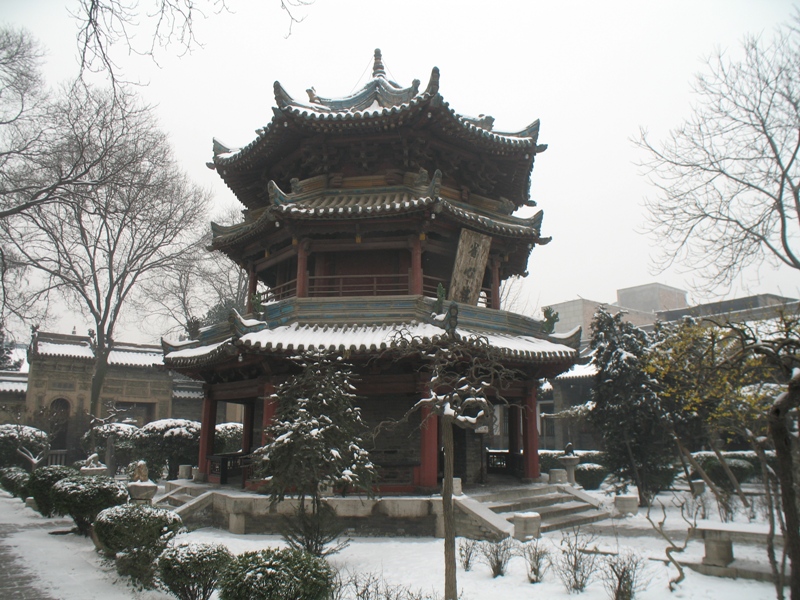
[5,0,800,342]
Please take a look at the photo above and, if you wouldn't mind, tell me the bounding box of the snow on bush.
[158,542,233,600]
[574,463,609,490]
[0,466,30,498]
[217,547,334,600]
[94,503,184,590]
[213,422,243,454]
[133,419,201,480]
[51,475,128,535]
[27,465,76,517]
[0,424,49,469]
[81,422,139,468]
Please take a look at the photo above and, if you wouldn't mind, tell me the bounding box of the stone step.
[540,509,612,533]
[485,492,573,514]
[470,485,561,504]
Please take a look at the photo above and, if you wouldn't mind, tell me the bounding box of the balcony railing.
[309,273,410,297]
[259,273,494,307]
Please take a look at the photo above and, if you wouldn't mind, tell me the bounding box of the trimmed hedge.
[574,463,608,490]
[94,503,184,589]
[81,423,139,470]
[218,548,334,600]
[51,475,128,535]
[158,543,233,600]
[0,466,30,498]
[27,465,76,517]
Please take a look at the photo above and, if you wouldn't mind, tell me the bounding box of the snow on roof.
[108,347,163,367]
[0,371,27,394]
[36,340,94,359]
[172,388,203,400]
[166,320,576,365]
[556,360,598,380]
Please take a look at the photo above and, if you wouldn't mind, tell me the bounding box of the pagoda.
[163,50,579,491]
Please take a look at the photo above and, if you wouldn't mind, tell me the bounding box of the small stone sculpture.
[130,460,149,483]
[564,442,574,456]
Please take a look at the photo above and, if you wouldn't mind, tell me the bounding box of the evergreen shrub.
[158,542,233,600]
[695,457,754,490]
[574,463,609,490]
[133,419,200,480]
[81,423,139,470]
[218,548,334,600]
[27,465,75,517]
[213,423,243,455]
[0,424,49,469]
[51,475,128,535]
[538,450,561,474]
[0,466,30,498]
[94,503,183,589]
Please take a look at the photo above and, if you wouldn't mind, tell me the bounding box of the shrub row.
[0,466,30,498]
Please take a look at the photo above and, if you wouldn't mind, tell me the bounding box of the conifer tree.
[256,352,376,556]
[589,308,675,506]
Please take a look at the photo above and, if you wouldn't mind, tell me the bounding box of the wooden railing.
[308,273,410,297]
[208,452,253,486]
[258,273,494,307]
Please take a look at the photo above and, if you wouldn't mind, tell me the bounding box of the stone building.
[163,50,579,491]
[0,331,202,464]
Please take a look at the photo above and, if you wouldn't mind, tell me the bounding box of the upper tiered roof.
[210,50,547,210]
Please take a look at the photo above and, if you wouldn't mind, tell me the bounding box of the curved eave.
[163,339,238,369]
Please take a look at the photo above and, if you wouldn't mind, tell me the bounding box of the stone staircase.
[468,484,611,536]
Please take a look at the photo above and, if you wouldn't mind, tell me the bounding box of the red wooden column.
[242,401,255,454]
[409,235,423,295]
[490,257,501,310]
[197,386,217,477]
[521,384,540,480]
[417,404,439,488]
[260,382,276,445]
[295,240,309,298]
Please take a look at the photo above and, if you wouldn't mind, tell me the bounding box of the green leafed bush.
[51,475,128,535]
[574,463,609,490]
[158,542,233,600]
[27,465,76,517]
[94,503,184,589]
[94,503,183,556]
[133,419,200,480]
[218,548,334,600]
[0,466,30,498]
[81,422,139,470]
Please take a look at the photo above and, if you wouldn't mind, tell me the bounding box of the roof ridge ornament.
[372,48,386,78]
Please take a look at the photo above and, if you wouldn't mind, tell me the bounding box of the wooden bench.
[693,520,783,568]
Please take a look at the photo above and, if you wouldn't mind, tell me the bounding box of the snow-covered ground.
[0,488,783,599]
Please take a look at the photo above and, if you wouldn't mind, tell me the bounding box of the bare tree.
[636,16,800,292]
[388,307,524,600]
[136,202,250,339]
[1,84,209,418]
[73,0,313,85]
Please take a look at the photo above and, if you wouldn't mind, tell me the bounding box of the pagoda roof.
[210,170,546,252]
[210,50,546,209]
[162,296,579,373]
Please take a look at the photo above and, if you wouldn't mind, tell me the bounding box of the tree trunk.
[442,416,457,600]
[768,377,800,600]
[90,349,110,420]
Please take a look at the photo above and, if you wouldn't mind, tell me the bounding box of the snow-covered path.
[0,489,783,599]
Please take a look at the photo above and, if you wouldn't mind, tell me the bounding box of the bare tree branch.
[636,17,800,293]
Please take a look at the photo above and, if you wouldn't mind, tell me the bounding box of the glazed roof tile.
[164,316,576,369]
[211,176,544,251]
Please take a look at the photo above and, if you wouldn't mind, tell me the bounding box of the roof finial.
[372,48,386,78]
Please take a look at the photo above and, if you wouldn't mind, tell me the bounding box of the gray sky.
[5,0,800,342]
